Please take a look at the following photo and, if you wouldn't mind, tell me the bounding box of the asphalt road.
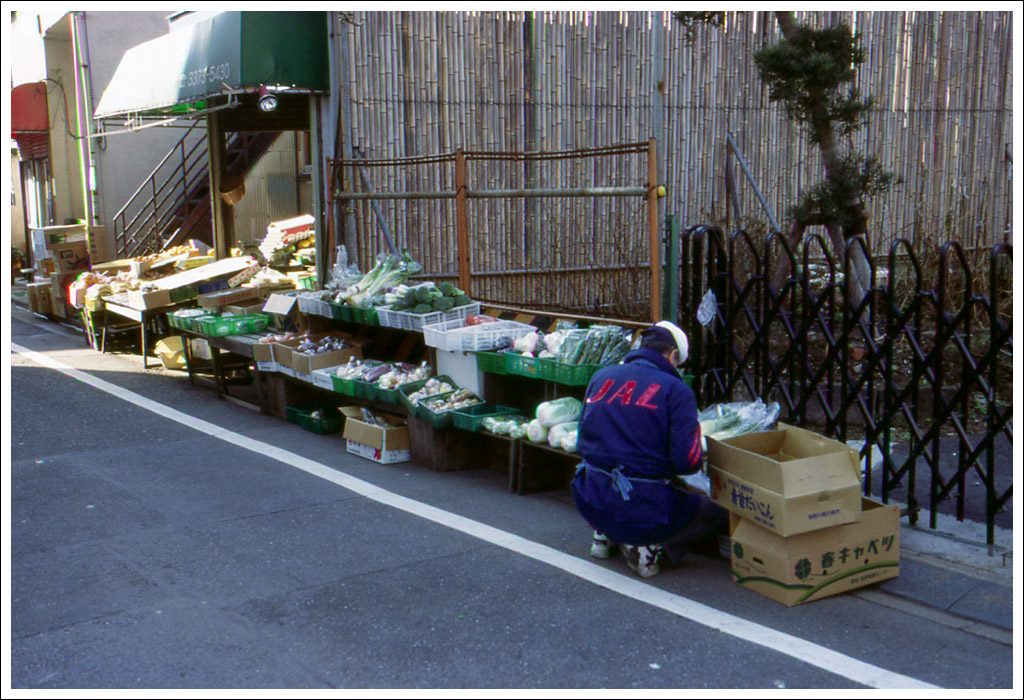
[7,308,1016,690]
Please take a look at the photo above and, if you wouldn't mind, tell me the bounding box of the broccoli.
[431,296,455,312]
[415,286,436,305]
[403,289,420,307]
[451,294,471,307]
[438,282,458,297]
[390,302,409,312]
[412,303,434,314]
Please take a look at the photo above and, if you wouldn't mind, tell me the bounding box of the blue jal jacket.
[571,347,703,545]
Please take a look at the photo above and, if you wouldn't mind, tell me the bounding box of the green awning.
[95,11,328,120]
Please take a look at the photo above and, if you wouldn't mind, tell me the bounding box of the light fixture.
[257,85,278,113]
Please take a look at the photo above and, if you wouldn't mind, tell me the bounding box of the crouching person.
[571,321,728,578]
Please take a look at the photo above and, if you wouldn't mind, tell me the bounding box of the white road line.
[12,342,939,690]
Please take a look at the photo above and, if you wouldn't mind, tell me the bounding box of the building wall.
[11,151,29,260]
[81,11,190,246]
[38,11,193,255]
[41,16,84,227]
[232,132,312,247]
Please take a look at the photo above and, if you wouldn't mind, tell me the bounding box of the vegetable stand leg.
[211,345,226,398]
[181,333,196,386]
[140,316,149,370]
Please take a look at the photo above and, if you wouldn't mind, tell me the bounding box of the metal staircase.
[112,124,278,257]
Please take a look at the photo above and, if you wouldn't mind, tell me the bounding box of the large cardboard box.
[35,224,111,264]
[729,498,900,606]
[341,407,411,464]
[49,240,91,274]
[708,424,863,537]
[27,282,51,314]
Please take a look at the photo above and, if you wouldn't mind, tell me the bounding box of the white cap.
[655,320,689,365]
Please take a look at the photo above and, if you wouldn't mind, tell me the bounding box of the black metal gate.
[677,225,1012,546]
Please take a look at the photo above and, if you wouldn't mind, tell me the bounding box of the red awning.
[12,81,50,160]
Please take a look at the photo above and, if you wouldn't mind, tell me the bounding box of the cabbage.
[535,397,582,428]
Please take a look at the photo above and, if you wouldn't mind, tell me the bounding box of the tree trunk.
[774,11,871,304]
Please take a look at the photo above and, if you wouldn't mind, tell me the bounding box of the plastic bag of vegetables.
[535,397,582,428]
[548,421,579,449]
[698,399,781,447]
[526,419,549,443]
[560,429,579,453]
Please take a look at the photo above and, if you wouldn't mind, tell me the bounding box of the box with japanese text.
[707,424,862,537]
[729,498,900,606]
[341,407,411,464]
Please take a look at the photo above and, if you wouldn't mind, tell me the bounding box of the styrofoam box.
[422,319,536,352]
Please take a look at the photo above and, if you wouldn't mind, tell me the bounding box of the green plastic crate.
[506,353,543,380]
[417,391,458,428]
[286,405,342,434]
[351,306,379,326]
[331,374,359,396]
[451,403,522,432]
[195,313,269,337]
[540,359,603,387]
[326,301,352,322]
[397,375,458,416]
[352,378,377,400]
[476,350,509,375]
[170,311,216,333]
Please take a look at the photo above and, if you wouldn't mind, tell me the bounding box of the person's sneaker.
[590,531,614,559]
[621,543,663,578]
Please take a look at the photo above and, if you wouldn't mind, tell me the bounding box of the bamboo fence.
[336,10,1012,316]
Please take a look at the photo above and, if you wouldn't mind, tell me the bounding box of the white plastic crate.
[311,367,339,391]
[423,319,537,352]
[377,302,481,332]
[297,294,331,318]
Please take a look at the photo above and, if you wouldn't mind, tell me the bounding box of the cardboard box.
[729,498,900,606]
[37,224,111,266]
[91,258,135,274]
[291,344,362,379]
[125,288,173,310]
[177,255,216,270]
[224,302,267,316]
[270,337,305,374]
[708,424,863,537]
[50,240,91,274]
[252,340,278,372]
[27,282,51,314]
[155,336,187,370]
[341,407,411,464]
[197,286,261,310]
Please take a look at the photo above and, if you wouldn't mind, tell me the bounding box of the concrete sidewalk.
[8,299,1017,644]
